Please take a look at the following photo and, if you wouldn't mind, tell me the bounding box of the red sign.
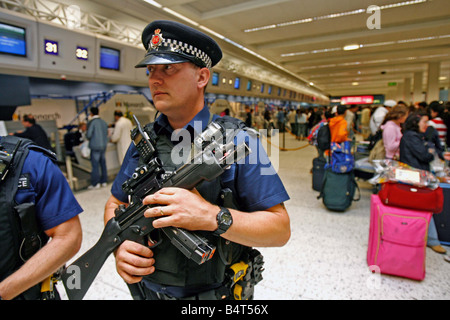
[341,96,374,105]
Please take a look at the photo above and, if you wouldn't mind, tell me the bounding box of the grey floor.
[58,130,450,300]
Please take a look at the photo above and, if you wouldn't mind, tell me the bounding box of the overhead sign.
[76,46,88,60]
[44,39,59,55]
[341,95,374,105]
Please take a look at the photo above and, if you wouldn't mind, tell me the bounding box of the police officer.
[0,136,83,300]
[104,20,291,300]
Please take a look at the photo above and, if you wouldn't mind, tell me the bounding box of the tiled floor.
[58,130,450,300]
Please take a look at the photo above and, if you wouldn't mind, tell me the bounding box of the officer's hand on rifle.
[143,187,219,232]
[114,240,156,284]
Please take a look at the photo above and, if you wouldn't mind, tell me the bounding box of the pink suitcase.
[367,195,432,280]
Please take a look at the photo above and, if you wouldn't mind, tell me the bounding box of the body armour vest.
[142,116,249,287]
[0,136,53,295]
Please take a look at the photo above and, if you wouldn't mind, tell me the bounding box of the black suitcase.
[312,156,327,192]
[434,183,450,245]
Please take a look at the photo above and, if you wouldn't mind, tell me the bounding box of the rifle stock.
[61,218,123,300]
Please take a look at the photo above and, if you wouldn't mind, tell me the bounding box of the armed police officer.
[0,135,83,300]
[104,20,291,300]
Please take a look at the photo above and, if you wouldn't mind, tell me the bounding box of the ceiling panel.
[8,0,449,100]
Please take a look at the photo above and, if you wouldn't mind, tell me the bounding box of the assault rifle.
[61,116,250,300]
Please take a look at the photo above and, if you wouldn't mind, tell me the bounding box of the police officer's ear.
[196,67,210,91]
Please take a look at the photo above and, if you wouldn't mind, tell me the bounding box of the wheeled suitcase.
[312,156,326,192]
[433,183,450,245]
[367,195,432,280]
[318,168,360,212]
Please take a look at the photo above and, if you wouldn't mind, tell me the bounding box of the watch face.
[218,208,233,231]
[221,212,232,225]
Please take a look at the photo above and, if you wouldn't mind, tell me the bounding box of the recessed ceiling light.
[352,82,359,86]
[343,44,361,51]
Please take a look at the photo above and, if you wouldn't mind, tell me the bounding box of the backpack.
[326,141,354,173]
[317,124,331,151]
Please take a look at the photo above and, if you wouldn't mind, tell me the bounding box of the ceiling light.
[352,82,359,86]
[281,47,341,57]
[283,34,449,57]
[439,76,447,80]
[142,0,162,8]
[309,82,314,86]
[343,44,360,51]
[244,0,428,32]
[379,0,427,10]
[162,8,199,26]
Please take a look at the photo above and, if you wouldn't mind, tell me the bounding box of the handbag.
[368,138,385,163]
[378,182,444,213]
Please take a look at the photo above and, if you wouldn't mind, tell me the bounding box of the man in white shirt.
[110,110,133,164]
[369,99,396,135]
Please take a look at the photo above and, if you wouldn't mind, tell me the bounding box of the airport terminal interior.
[0,0,449,300]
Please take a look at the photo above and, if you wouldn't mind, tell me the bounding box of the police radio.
[130,115,156,163]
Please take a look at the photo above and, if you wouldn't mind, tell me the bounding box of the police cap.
[135,20,222,69]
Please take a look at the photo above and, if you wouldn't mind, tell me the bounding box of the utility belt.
[219,248,264,300]
[142,248,264,301]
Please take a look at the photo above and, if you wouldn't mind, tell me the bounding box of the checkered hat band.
[149,38,212,68]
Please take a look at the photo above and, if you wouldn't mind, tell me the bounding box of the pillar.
[396,82,404,102]
[427,62,440,102]
[413,72,423,103]
[403,77,411,104]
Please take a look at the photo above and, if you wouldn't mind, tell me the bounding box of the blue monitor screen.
[0,22,26,57]
[212,72,219,86]
[100,46,120,70]
[234,77,240,89]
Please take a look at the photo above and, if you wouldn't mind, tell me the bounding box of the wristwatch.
[213,206,233,236]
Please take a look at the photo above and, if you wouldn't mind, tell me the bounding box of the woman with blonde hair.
[380,104,409,159]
